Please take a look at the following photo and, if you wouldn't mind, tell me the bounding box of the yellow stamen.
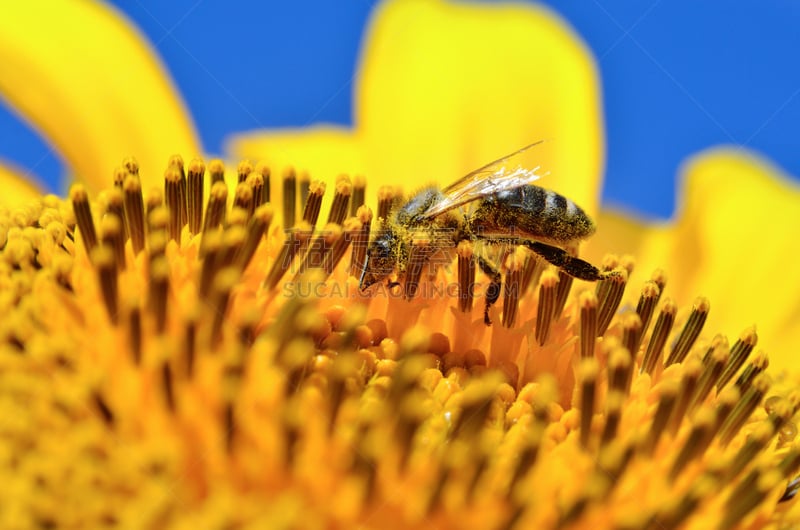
[665,296,710,365]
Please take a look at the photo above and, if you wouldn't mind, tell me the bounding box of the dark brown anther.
[122,175,146,255]
[263,221,313,290]
[201,181,229,246]
[669,408,716,480]
[600,391,624,447]
[206,158,225,187]
[293,223,342,279]
[148,256,169,334]
[349,206,372,278]
[161,359,175,412]
[668,356,702,434]
[234,204,274,271]
[501,249,526,329]
[217,225,246,276]
[164,166,184,241]
[734,351,769,394]
[641,298,676,375]
[721,468,783,530]
[719,373,771,446]
[721,390,766,480]
[620,313,643,366]
[323,217,360,276]
[92,390,115,427]
[689,336,729,412]
[70,184,98,257]
[255,162,271,204]
[665,297,710,366]
[187,158,205,235]
[183,311,197,378]
[122,156,139,177]
[377,185,395,222]
[245,172,265,217]
[578,358,599,449]
[552,268,573,322]
[301,180,326,228]
[519,252,543,295]
[351,175,366,217]
[579,291,598,358]
[457,241,476,313]
[167,154,188,229]
[328,176,352,226]
[232,182,254,221]
[282,167,297,228]
[641,380,678,456]
[91,245,119,325]
[635,280,660,338]
[596,267,628,336]
[105,187,128,244]
[718,326,758,389]
[299,171,310,216]
[199,230,223,300]
[210,267,240,345]
[100,214,125,272]
[651,477,713,530]
[608,344,633,396]
[533,267,558,339]
[711,386,741,446]
[237,159,253,184]
[128,304,142,366]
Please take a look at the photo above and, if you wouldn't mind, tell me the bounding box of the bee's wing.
[420,141,545,219]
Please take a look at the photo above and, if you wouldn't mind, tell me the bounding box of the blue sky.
[1,1,799,220]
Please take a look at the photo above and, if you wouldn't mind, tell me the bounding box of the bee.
[358,142,615,324]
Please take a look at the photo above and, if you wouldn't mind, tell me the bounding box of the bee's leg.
[477,256,502,325]
[521,241,609,281]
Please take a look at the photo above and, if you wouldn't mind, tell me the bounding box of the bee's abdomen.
[469,185,595,244]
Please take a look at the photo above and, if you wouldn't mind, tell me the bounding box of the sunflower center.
[0,155,797,529]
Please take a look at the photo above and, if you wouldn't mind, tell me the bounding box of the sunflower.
[1,0,800,528]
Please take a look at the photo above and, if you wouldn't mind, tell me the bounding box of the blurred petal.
[0,1,200,192]
[587,149,800,373]
[228,125,365,220]
[356,0,604,214]
[229,0,604,215]
[0,160,44,209]
[228,125,363,182]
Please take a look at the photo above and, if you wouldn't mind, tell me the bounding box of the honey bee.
[358,142,615,324]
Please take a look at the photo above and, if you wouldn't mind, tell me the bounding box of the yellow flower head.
[1,1,800,529]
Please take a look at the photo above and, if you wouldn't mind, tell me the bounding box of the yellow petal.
[227,125,365,211]
[0,1,200,192]
[587,149,800,373]
[227,125,364,182]
[0,160,45,209]
[355,0,604,214]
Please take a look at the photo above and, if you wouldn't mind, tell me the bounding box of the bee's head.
[359,230,399,291]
